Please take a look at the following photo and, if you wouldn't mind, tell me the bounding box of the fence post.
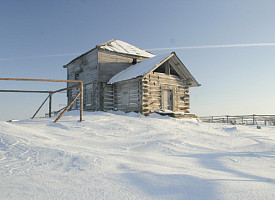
[253,114,255,125]
[49,93,52,118]
[54,91,81,123]
[226,115,229,123]
[80,82,83,122]
[32,94,50,119]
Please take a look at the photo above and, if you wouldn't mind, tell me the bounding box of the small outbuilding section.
[63,39,200,115]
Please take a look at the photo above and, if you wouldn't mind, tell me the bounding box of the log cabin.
[63,40,200,115]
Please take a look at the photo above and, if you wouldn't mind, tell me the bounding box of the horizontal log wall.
[142,72,190,114]
[66,49,150,112]
[113,78,142,112]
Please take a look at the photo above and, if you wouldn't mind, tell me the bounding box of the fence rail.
[199,114,275,126]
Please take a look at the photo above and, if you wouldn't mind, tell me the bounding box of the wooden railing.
[0,78,83,123]
[199,114,275,126]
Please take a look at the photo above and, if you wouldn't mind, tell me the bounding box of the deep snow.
[0,111,274,200]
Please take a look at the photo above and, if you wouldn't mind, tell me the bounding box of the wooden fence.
[0,78,83,123]
[199,115,275,126]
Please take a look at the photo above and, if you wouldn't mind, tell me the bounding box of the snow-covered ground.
[0,111,274,200]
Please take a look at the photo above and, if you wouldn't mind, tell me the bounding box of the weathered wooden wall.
[65,48,193,115]
[141,72,190,114]
[98,49,148,111]
[66,49,149,112]
[106,78,142,112]
[102,83,114,110]
[66,49,99,110]
[98,49,147,83]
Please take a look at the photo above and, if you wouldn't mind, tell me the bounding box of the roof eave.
[63,47,97,68]
[107,75,142,85]
[143,53,174,77]
[98,48,154,59]
[63,39,155,68]
[172,52,201,87]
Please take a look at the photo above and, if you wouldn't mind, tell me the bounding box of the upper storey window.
[153,61,180,77]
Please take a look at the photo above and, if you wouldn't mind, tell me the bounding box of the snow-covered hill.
[0,111,274,200]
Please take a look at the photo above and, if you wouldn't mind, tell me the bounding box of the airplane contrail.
[1,42,275,61]
[0,53,82,61]
[145,42,275,51]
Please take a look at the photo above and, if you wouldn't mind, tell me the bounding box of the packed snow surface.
[0,111,275,200]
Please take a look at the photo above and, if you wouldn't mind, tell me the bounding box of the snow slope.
[0,111,274,200]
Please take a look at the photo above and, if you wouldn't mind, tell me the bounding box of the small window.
[153,63,166,73]
[75,73,80,80]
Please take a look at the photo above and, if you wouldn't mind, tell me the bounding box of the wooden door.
[163,89,173,111]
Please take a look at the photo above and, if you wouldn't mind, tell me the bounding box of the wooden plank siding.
[66,49,99,110]
[98,49,147,111]
[98,49,147,83]
[141,72,190,114]
[111,78,142,113]
[64,42,197,115]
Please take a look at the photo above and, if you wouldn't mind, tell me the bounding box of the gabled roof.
[108,53,171,84]
[63,39,154,68]
[108,52,200,87]
[97,40,155,58]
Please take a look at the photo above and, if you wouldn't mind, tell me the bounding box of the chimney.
[132,58,137,64]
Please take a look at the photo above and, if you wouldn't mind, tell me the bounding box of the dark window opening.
[153,61,180,77]
[132,58,137,64]
[75,73,80,80]
[153,63,166,73]
[170,66,180,77]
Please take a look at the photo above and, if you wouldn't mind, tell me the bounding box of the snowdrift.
[0,111,275,200]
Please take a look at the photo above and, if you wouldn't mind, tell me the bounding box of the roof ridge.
[96,39,116,48]
[98,39,155,58]
[64,39,155,68]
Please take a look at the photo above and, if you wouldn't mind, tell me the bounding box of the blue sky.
[1,0,275,120]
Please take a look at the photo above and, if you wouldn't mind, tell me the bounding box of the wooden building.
[63,40,200,115]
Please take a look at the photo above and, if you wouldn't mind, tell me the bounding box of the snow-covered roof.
[63,39,155,68]
[108,53,172,84]
[97,40,155,58]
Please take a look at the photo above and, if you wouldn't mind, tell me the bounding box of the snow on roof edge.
[63,39,155,68]
[98,40,155,58]
[108,53,172,84]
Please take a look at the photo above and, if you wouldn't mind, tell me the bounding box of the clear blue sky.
[1,0,275,120]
